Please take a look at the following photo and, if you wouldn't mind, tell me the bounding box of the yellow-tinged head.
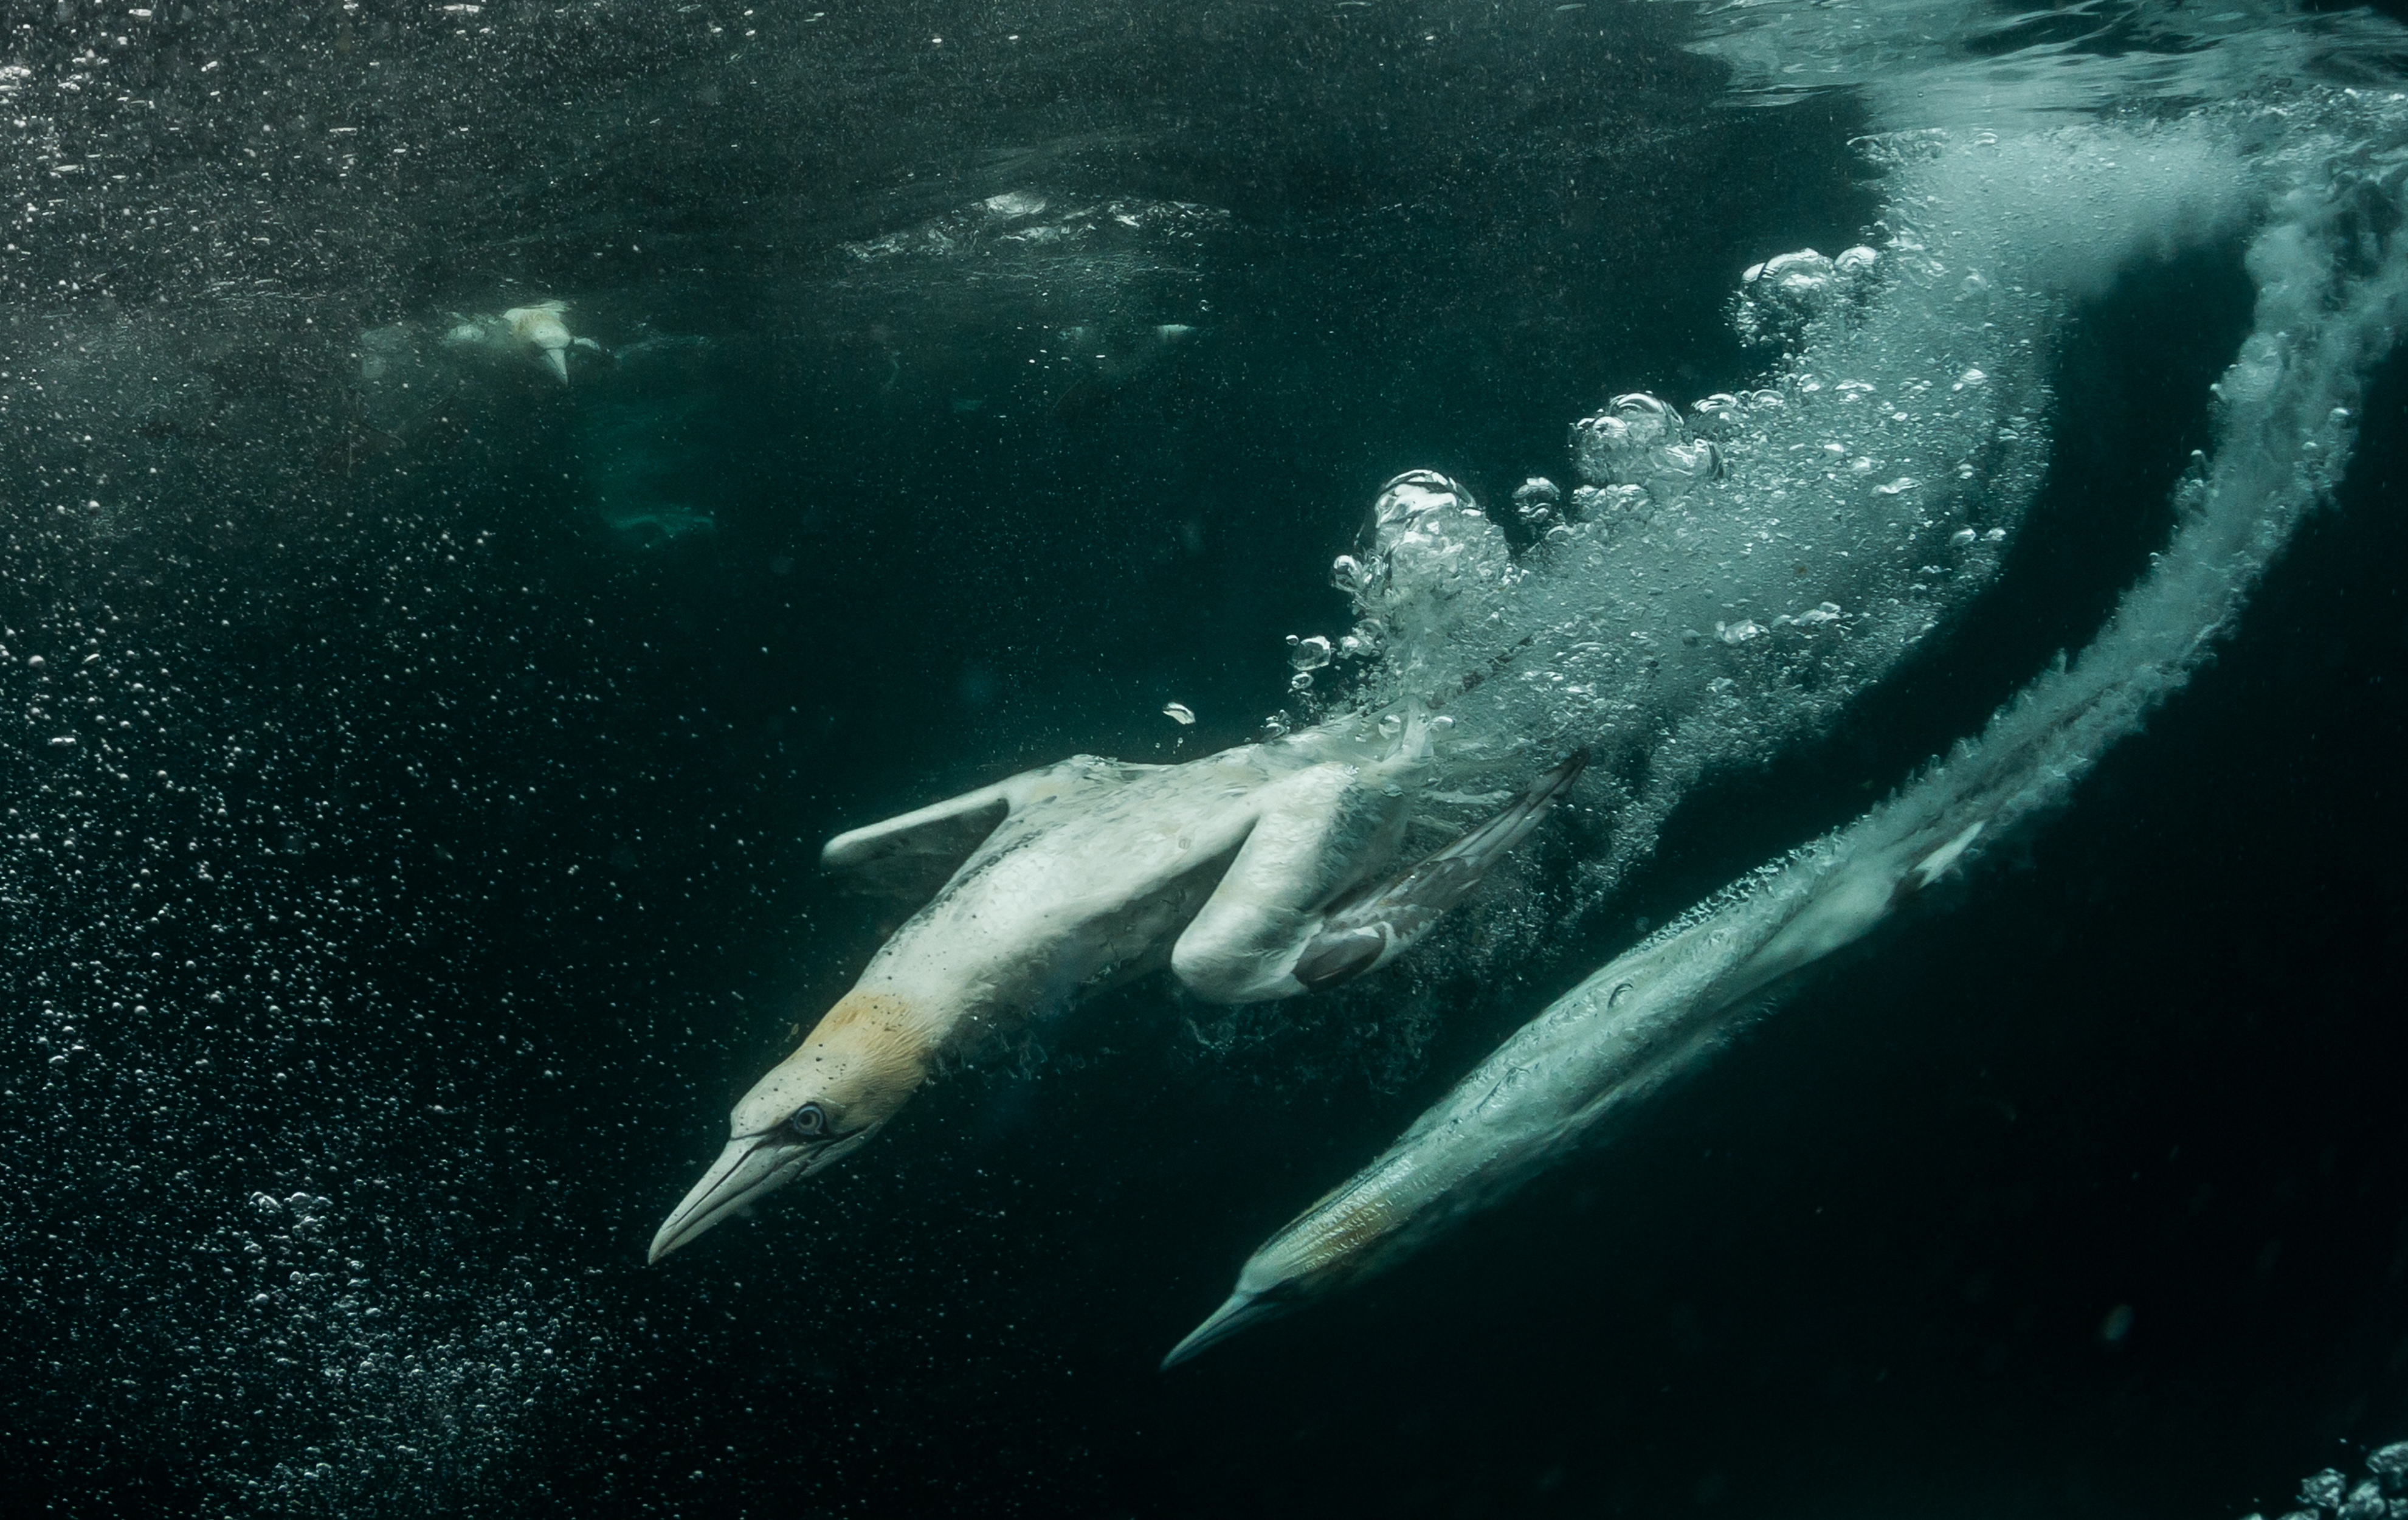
[1161,1161,1406,1368]
[647,990,931,1262]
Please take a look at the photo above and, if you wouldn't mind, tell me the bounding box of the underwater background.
[3,1,2407,1515]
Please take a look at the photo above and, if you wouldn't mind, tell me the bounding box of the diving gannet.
[1161,133,2408,1364]
[1159,808,1985,1367]
[501,301,577,384]
[443,300,600,383]
[647,733,1585,1262]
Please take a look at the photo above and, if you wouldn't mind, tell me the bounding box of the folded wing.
[1292,748,1587,990]
[1171,749,1587,1003]
[818,781,1015,905]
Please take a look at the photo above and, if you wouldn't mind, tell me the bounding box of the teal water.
[3,2,2407,1516]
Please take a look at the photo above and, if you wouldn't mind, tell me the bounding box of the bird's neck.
[813,987,947,1071]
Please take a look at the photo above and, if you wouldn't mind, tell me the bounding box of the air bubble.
[1286,635,1333,672]
[1513,477,1561,523]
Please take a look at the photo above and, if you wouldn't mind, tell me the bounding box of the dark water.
[2,2,2404,1516]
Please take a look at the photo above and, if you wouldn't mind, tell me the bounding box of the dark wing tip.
[1294,928,1385,992]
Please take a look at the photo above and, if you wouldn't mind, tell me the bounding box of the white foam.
[1328,115,2257,913]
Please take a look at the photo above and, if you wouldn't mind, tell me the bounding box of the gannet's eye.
[787,1102,827,1139]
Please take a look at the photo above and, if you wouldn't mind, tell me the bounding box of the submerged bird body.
[501,301,574,383]
[444,299,595,384]
[1160,808,1982,1367]
[650,728,1586,1261]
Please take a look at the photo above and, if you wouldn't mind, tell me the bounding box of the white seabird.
[443,299,600,383]
[647,727,1584,1262]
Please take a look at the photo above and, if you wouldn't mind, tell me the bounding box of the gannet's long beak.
[1160,1285,1290,1370]
[540,347,570,385]
[648,1134,812,1263]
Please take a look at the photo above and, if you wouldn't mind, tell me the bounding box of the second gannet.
[1159,141,2408,1358]
[1158,807,1984,1368]
[500,300,577,384]
[647,732,1585,1262]
[443,300,601,384]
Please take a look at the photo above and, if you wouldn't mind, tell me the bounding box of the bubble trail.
[1322,117,2255,923]
[1168,86,2408,1364]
